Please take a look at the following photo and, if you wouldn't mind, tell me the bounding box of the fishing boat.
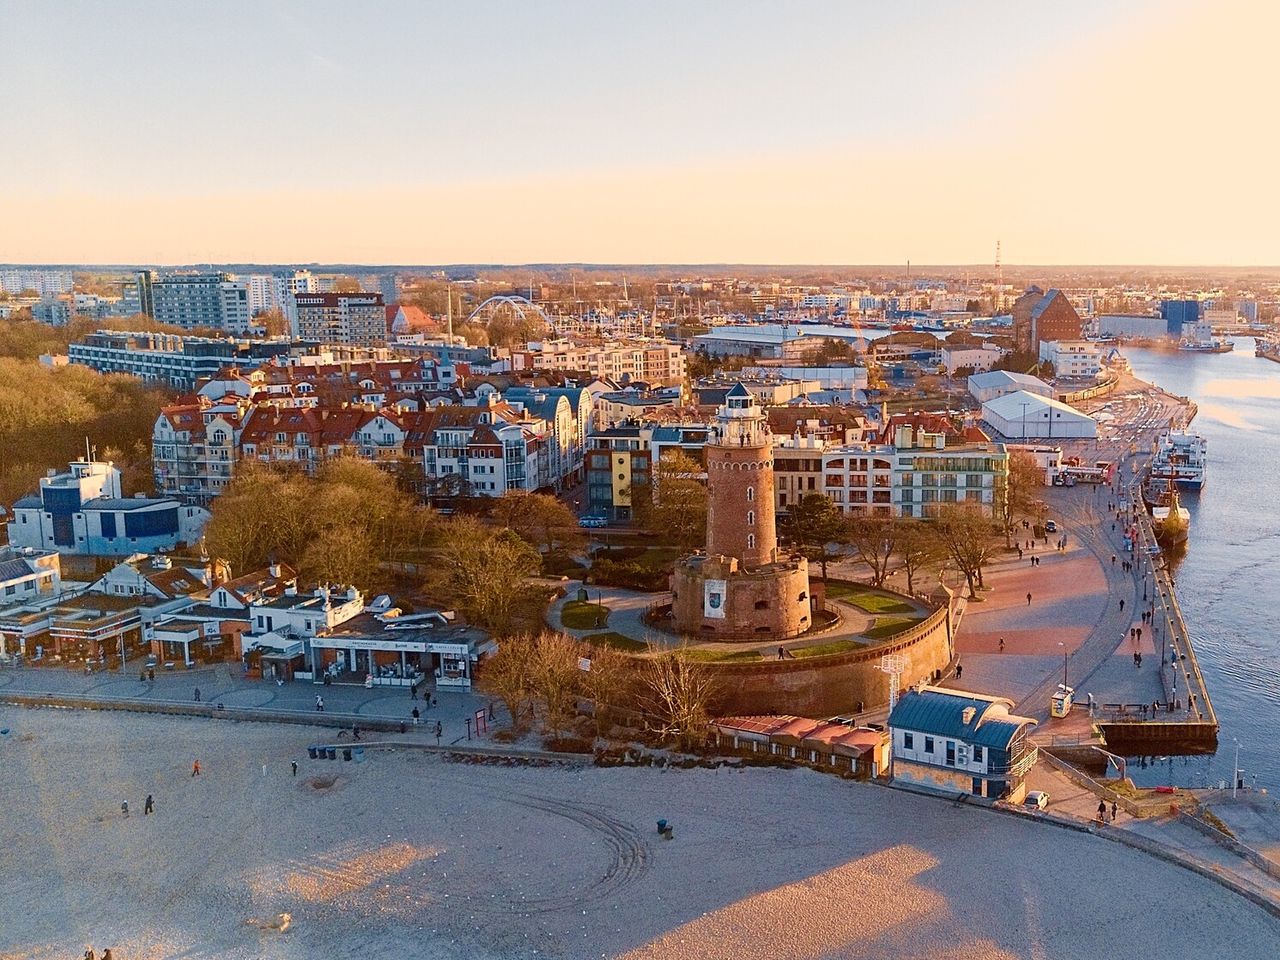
[1256,336,1280,363]
[1150,484,1190,548]
[1178,336,1233,353]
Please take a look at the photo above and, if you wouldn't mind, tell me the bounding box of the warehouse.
[981,390,1097,439]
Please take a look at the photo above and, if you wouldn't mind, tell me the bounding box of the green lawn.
[861,616,924,640]
[789,638,865,659]
[581,631,649,653]
[824,580,915,614]
[561,600,611,630]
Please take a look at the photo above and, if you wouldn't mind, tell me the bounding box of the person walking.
[291,760,298,777]
[999,637,1005,652]
[1119,598,1125,612]
[1097,799,1107,822]
[1111,801,1118,822]
[315,695,324,712]
[194,687,201,702]
[434,720,443,744]
[144,794,154,815]
[352,724,361,742]
[412,706,421,725]
[191,759,200,777]
[1027,591,1032,606]
[955,663,963,680]
[411,684,418,701]
[121,799,129,818]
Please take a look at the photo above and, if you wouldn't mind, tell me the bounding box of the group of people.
[83,949,114,960]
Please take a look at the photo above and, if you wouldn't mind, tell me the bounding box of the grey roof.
[725,382,752,398]
[0,558,34,582]
[888,687,1035,749]
[968,370,1046,389]
[13,495,42,509]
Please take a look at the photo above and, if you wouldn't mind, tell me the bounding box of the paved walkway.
[0,660,498,744]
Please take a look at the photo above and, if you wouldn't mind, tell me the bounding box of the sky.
[2,0,1277,266]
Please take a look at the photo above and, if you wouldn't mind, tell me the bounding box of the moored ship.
[1151,430,1206,488]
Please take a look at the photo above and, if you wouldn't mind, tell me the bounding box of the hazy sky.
[3,0,1275,265]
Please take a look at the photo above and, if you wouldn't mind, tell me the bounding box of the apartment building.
[136,271,253,333]
[69,330,298,390]
[292,292,387,347]
[1038,340,1102,379]
[517,339,686,386]
[0,269,73,297]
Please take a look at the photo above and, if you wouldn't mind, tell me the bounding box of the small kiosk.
[1050,683,1075,718]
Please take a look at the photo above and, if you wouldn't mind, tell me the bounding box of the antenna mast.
[995,239,1003,314]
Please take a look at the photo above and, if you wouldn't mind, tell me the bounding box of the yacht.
[1151,431,1206,488]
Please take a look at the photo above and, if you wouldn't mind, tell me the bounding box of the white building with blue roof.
[888,685,1038,802]
[7,459,209,557]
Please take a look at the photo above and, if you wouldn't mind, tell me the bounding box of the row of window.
[902,731,984,765]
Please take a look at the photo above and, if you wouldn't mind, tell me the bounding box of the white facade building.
[1039,340,1102,379]
[981,391,1097,440]
[967,370,1054,404]
[941,342,1008,375]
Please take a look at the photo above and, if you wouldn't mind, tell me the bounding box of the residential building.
[967,370,1053,405]
[69,330,298,390]
[0,269,73,297]
[514,339,686,385]
[7,459,210,556]
[136,271,252,333]
[888,686,1038,802]
[981,390,1097,440]
[888,426,1007,519]
[31,297,72,326]
[594,388,682,429]
[0,546,61,606]
[941,341,1008,375]
[1011,287,1082,353]
[292,292,387,347]
[710,715,889,778]
[1039,340,1103,379]
[503,384,594,487]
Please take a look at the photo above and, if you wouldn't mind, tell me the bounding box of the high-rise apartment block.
[136,271,252,333]
[0,269,73,297]
[292,292,387,346]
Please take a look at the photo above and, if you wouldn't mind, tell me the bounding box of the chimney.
[268,560,281,578]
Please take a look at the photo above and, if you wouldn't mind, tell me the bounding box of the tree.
[843,514,899,587]
[782,493,845,579]
[477,633,535,732]
[256,309,290,337]
[1000,450,1044,546]
[636,450,707,551]
[931,502,1002,599]
[433,517,542,633]
[641,649,719,750]
[492,490,585,555]
[896,520,944,596]
[528,631,584,739]
[578,641,637,737]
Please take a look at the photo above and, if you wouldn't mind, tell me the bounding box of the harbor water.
[1121,339,1280,789]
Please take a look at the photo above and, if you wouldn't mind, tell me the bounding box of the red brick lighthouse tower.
[706,383,777,567]
[671,384,811,639]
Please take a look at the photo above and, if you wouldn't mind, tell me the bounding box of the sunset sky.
[3,0,1275,265]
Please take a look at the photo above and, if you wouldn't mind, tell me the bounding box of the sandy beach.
[2,707,1276,959]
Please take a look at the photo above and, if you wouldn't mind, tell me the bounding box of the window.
[754,599,770,610]
[747,534,755,550]
[747,510,755,526]
[945,741,956,766]
[924,736,934,754]
[973,745,983,764]
[746,486,754,502]
[903,732,914,750]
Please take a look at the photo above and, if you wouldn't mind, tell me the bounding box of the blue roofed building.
[888,685,1038,802]
[6,459,210,557]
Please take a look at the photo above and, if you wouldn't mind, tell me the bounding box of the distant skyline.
[4,0,1277,266]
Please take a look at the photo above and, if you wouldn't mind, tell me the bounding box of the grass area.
[824,580,915,614]
[790,639,865,659]
[561,600,611,630]
[580,631,649,653]
[862,616,924,640]
[679,647,764,663]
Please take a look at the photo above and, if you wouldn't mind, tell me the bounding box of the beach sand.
[2,707,1276,959]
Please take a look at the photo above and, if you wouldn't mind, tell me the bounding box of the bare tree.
[931,503,1002,599]
[896,520,944,596]
[578,641,639,737]
[843,514,898,587]
[477,633,536,733]
[1000,450,1043,546]
[634,450,708,552]
[528,631,584,740]
[492,490,585,555]
[641,649,719,750]
[433,517,542,633]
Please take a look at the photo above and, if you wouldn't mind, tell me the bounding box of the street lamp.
[1233,739,1242,799]
[1058,641,1068,688]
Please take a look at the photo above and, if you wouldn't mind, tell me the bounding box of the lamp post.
[1233,739,1241,799]
[1058,641,1068,688]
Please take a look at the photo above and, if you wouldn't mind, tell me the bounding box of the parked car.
[1044,520,1058,533]
[578,515,608,528]
[1024,790,1050,810]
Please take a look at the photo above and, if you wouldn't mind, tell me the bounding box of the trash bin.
[326,746,336,760]
[307,746,318,759]
[342,747,352,761]
[657,819,667,834]
[354,747,365,762]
